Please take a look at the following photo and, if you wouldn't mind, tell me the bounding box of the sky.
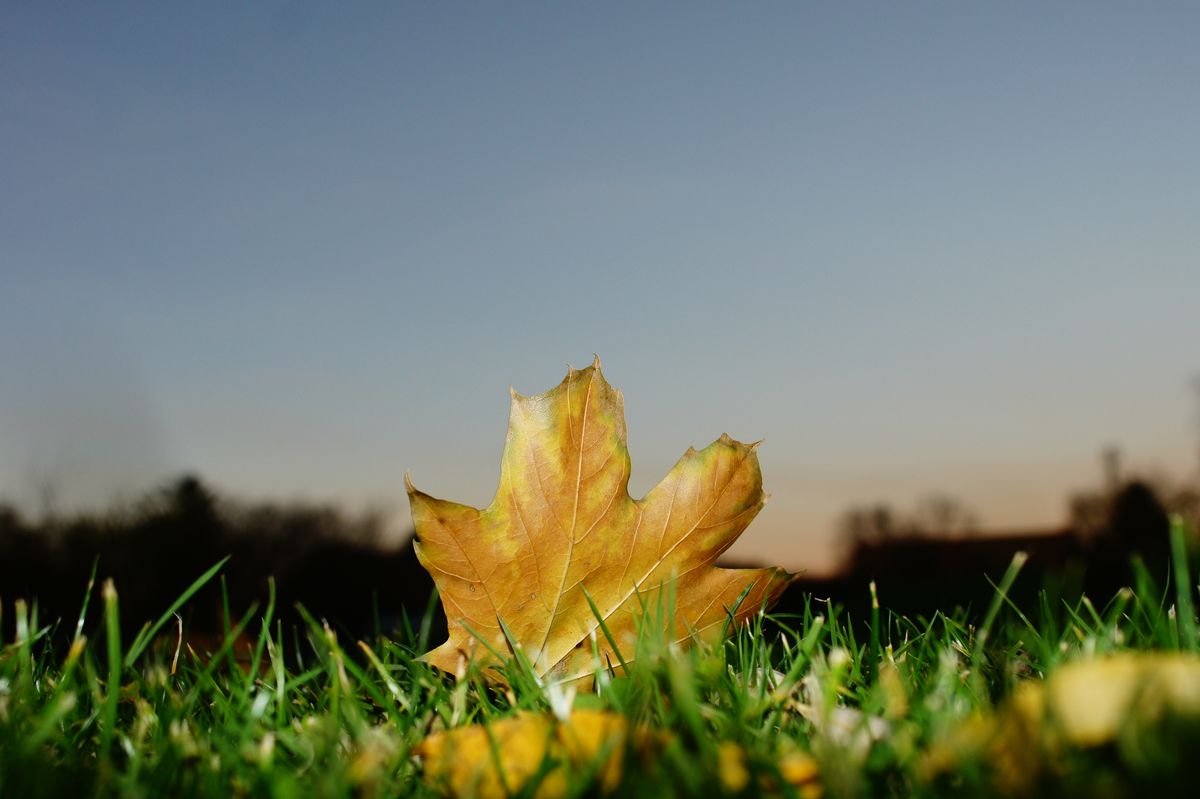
[3,2,1199,574]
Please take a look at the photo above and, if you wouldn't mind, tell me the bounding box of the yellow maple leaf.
[407,357,793,683]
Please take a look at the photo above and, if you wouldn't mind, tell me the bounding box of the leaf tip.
[404,471,417,494]
[591,353,602,370]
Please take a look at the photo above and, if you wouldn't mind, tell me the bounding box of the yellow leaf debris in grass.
[1042,651,1200,746]
[722,741,823,799]
[716,741,750,793]
[417,710,823,798]
[921,652,1200,794]
[415,709,628,799]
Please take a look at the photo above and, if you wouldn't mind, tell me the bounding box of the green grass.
[2,522,1199,798]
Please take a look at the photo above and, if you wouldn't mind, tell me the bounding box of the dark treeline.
[1,474,1194,651]
[0,476,439,646]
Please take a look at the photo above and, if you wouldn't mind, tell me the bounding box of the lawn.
[2,523,1199,798]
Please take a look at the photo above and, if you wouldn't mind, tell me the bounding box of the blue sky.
[3,2,1199,572]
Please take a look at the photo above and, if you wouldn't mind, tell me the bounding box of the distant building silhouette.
[774,476,1183,623]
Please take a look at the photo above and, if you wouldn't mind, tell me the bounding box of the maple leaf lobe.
[407,359,793,682]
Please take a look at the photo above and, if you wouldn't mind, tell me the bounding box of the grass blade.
[73,557,99,642]
[581,585,629,675]
[100,579,121,763]
[124,555,230,668]
[1170,515,1197,651]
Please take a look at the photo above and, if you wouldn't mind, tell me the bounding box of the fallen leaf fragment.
[716,741,750,793]
[777,745,823,799]
[408,357,793,683]
[415,709,629,799]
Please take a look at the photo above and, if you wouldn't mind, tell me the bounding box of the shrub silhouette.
[0,475,438,646]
